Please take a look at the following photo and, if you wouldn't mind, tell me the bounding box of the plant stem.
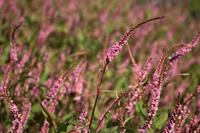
[95,97,120,132]
[126,43,137,68]
[95,84,141,132]
[88,63,108,131]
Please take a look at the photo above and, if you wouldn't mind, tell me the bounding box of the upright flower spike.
[43,68,72,106]
[16,49,32,72]
[105,16,164,63]
[125,86,142,115]
[123,57,152,116]
[3,77,23,133]
[41,73,68,132]
[185,115,200,133]
[163,98,182,133]
[139,52,167,132]
[8,119,23,133]
[41,74,65,132]
[72,109,88,133]
[40,121,49,133]
[2,75,24,133]
[175,105,190,133]
[69,61,86,101]
[37,24,54,45]
[0,74,9,100]
[41,66,74,132]
[20,99,31,126]
[139,57,153,82]
[163,99,191,133]
[46,68,72,104]
[8,99,31,133]
[140,32,200,132]
[164,86,200,133]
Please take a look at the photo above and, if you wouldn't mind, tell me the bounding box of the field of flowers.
[0,0,200,133]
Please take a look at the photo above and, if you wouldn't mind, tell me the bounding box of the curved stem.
[95,97,120,132]
[95,84,142,132]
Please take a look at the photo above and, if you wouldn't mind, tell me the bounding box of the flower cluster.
[105,17,164,63]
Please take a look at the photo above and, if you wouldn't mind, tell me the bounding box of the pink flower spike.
[21,99,31,126]
[169,32,200,63]
[10,21,24,63]
[37,24,54,45]
[139,57,153,82]
[45,73,66,104]
[0,0,4,8]
[139,53,167,132]
[40,120,49,133]
[72,61,86,95]
[105,16,165,63]
[16,49,32,71]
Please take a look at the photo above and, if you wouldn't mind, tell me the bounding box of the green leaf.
[57,121,68,132]
[104,23,116,34]
[32,103,41,113]
[154,111,168,130]
[114,77,127,91]
[40,103,57,132]
[135,101,147,121]
[100,126,118,133]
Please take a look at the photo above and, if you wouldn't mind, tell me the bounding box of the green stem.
[88,63,108,131]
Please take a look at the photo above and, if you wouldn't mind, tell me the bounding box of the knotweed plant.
[0,1,200,133]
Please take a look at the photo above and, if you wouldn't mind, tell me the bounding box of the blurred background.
[0,0,200,132]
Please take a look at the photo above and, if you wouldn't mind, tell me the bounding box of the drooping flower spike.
[169,32,200,64]
[10,21,24,63]
[105,16,165,64]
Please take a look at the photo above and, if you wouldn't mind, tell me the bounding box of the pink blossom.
[41,71,70,131]
[125,86,142,115]
[0,0,4,8]
[3,80,24,133]
[65,62,86,99]
[163,85,200,133]
[163,103,182,133]
[185,116,200,133]
[163,99,190,133]
[139,53,166,132]
[99,11,107,24]
[105,16,164,63]
[72,108,88,133]
[10,24,22,63]
[37,24,54,45]
[79,109,88,123]
[138,57,152,82]
[30,86,40,98]
[175,106,190,133]
[0,76,9,100]
[21,99,31,126]
[8,119,23,133]
[40,121,49,133]
[176,82,188,96]
[169,32,200,63]
[43,73,65,106]
[16,49,32,72]
[8,0,20,16]
[8,99,31,133]
[14,84,21,97]
[0,123,3,133]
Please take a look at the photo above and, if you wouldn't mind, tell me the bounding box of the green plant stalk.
[88,63,108,131]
